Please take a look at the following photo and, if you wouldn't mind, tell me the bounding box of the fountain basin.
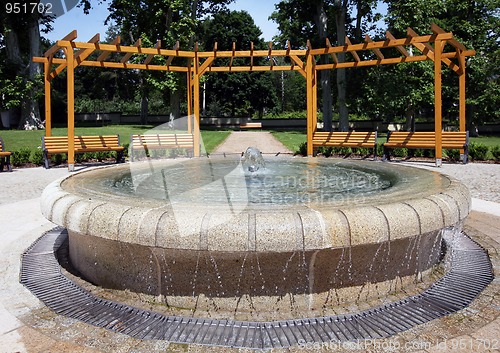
[41,158,470,318]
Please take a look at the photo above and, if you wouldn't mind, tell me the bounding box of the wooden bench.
[312,131,378,158]
[42,135,125,169]
[0,137,12,172]
[130,133,194,161]
[383,131,469,163]
[239,122,262,130]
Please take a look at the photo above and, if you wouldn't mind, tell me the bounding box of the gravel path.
[400,161,500,203]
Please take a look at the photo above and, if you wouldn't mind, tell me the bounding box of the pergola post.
[65,46,75,172]
[459,51,467,160]
[186,67,193,134]
[434,40,443,167]
[44,60,52,136]
[193,54,201,157]
[306,49,314,156]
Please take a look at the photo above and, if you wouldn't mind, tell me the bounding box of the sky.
[44,0,280,43]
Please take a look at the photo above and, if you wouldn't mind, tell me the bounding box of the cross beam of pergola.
[33,24,474,170]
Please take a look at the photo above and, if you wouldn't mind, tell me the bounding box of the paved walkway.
[212,131,292,155]
[0,132,498,352]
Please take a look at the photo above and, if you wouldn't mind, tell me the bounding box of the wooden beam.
[97,36,121,62]
[365,34,384,60]
[431,23,467,51]
[62,30,78,41]
[407,27,434,56]
[385,31,410,57]
[165,41,180,66]
[229,42,236,68]
[268,41,273,67]
[143,40,161,65]
[75,33,100,65]
[120,38,142,63]
[326,38,338,64]
[345,37,360,62]
[310,32,453,56]
[250,41,254,68]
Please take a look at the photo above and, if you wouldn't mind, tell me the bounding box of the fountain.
[40,150,471,322]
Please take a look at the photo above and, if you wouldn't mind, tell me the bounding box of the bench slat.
[130,133,195,161]
[42,135,125,169]
[383,131,469,163]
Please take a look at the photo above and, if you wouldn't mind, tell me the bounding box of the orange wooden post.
[66,46,75,171]
[459,51,466,159]
[312,68,317,135]
[434,40,443,167]
[306,47,314,156]
[193,54,201,157]
[44,60,52,136]
[186,67,193,134]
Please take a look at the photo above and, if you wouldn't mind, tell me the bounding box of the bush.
[52,153,65,165]
[296,142,307,156]
[491,145,500,161]
[468,142,489,161]
[444,149,460,162]
[31,149,44,165]
[317,146,333,157]
[11,148,32,166]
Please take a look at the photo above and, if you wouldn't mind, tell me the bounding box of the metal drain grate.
[20,227,494,349]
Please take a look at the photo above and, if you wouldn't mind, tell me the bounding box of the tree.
[102,0,234,121]
[381,0,499,130]
[0,4,44,129]
[200,10,278,117]
[271,0,380,131]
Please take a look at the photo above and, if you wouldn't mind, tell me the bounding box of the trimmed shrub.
[31,149,44,165]
[11,148,32,166]
[444,149,461,162]
[491,145,500,161]
[468,142,489,161]
[296,142,307,156]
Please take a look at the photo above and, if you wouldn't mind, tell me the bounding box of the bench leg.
[43,151,50,169]
[461,147,468,164]
[116,151,124,163]
[6,155,12,172]
[382,147,390,161]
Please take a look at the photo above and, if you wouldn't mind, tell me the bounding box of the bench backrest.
[43,135,121,151]
[131,134,194,148]
[313,131,377,145]
[387,131,468,145]
[0,137,5,152]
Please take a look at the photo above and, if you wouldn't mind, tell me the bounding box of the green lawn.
[0,126,230,154]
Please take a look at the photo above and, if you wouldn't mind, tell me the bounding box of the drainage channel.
[20,227,493,350]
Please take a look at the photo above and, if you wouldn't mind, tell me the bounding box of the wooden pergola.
[33,24,474,169]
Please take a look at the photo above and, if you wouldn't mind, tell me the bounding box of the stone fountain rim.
[41,158,471,252]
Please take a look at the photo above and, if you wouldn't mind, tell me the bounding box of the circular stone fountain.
[41,156,470,319]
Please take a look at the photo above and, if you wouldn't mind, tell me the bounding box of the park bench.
[312,131,378,159]
[42,135,125,169]
[130,133,194,161]
[239,122,262,130]
[0,137,12,172]
[383,131,469,163]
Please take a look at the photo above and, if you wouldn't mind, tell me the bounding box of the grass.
[271,130,307,153]
[0,125,230,154]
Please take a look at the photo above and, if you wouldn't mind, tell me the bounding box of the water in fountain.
[241,147,266,172]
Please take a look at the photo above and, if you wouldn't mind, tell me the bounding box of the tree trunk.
[335,1,349,132]
[313,0,333,131]
[19,17,42,129]
[170,88,181,121]
[139,74,148,125]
